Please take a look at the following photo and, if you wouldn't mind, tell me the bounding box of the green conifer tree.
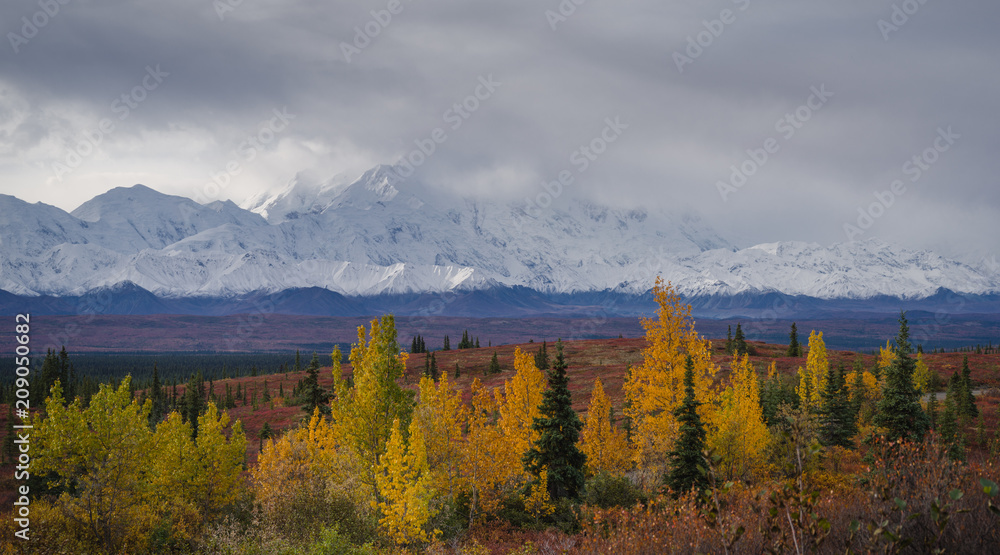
[787,322,801,357]
[300,352,330,414]
[958,355,979,418]
[184,372,204,439]
[873,312,929,442]
[938,390,964,461]
[523,339,586,500]
[818,364,856,448]
[926,393,938,431]
[666,356,708,494]
[534,340,550,371]
[259,421,273,452]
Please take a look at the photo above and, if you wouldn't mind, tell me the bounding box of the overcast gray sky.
[1,0,997,262]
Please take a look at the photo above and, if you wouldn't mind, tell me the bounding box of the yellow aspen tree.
[376,418,437,545]
[495,347,546,479]
[32,379,154,553]
[796,330,828,411]
[150,411,194,496]
[623,278,718,470]
[329,315,413,498]
[253,427,321,520]
[580,378,632,476]
[523,467,555,520]
[708,353,768,480]
[877,340,894,391]
[414,373,467,504]
[149,411,201,532]
[189,402,247,516]
[461,378,507,520]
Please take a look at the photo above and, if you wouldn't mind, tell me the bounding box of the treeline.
[0,349,353,407]
[410,330,480,353]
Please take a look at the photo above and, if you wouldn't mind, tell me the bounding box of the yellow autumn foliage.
[461,379,507,520]
[796,330,828,411]
[376,418,438,545]
[623,278,718,470]
[708,353,769,481]
[415,372,468,502]
[329,315,412,497]
[913,352,931,394]
[494,347,546,481]
[580,378,632,476]
[523,467,555,520]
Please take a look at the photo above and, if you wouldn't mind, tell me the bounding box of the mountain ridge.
[1,165,998,304]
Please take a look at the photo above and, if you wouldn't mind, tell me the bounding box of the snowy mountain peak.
[244,171,354,223]
[2,165,999,300]
[71,184,176,222]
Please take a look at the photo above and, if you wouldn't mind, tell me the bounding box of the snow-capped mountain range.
[1,165,998,305]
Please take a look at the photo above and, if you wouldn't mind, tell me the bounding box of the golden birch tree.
[796,330,828,412]
[376,418,437,545]
[708,353,769,480]
[32,379,154,553]
[329,315,413,498]
[494,347,546,479]
[414,372,467,504]
[461,378,507,521]
[580,378,632,476]
[623,278,718,471]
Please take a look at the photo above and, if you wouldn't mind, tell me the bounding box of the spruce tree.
[534,340,550,371]
[454,362,460,379]
[938,390,964,461]
[58,346,70,394]
[38,349,60,402]
[760,371,797,427]
[958,355,979,418]
[788,322,801,357]
[725,325,734,355]
[489,352,501,375]
[301,352,330,414]
[850,361,867,423]
[733,323,748,356]
[666,356,708,494]
[149,363,164,425]
[818,364,856,448]
[443,335,450,351]
[475,337,480,348]
[184,372,204,439]
[259,421,273,452]
[926,393,938,431]
[873,312,929,442]
[430,352,439,381]
[523,340,586,500]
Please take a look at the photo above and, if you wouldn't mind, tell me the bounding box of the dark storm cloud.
[0,0,997,261]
